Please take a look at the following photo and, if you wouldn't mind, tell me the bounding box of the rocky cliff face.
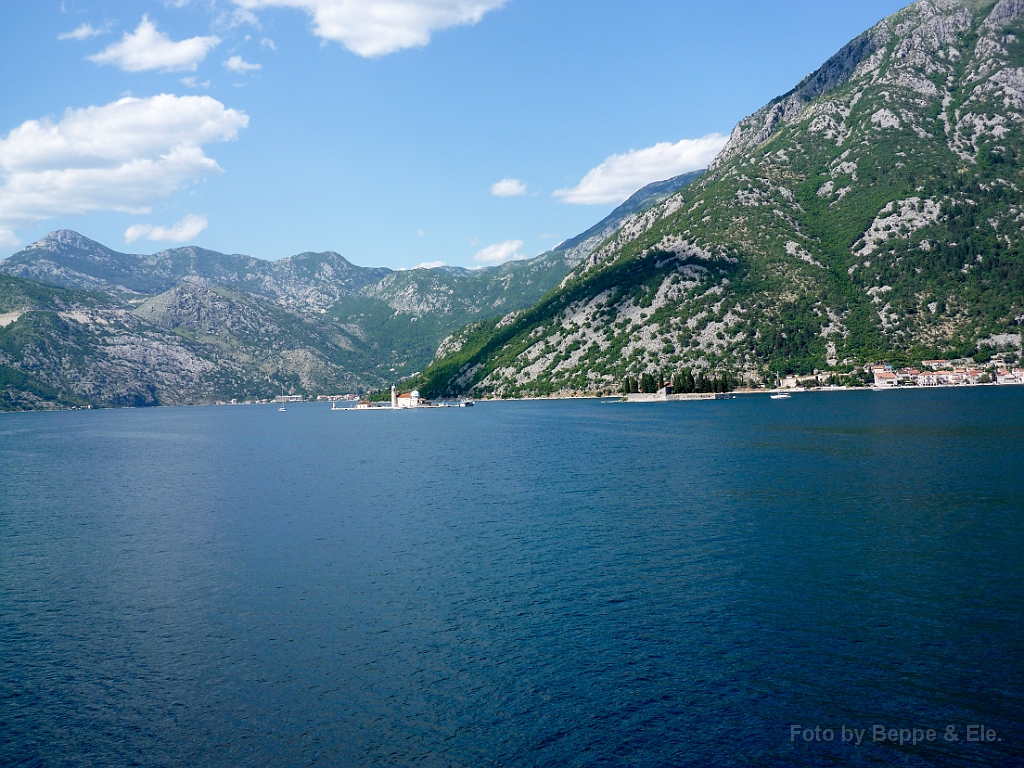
[414,0,1024,398]
[553,170,705,266]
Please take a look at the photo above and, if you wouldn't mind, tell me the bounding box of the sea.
[1,388,1022,767]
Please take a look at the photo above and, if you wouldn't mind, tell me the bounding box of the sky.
[0,0,912,268]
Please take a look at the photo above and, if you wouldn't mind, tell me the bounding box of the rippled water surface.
[2,389,1023,766]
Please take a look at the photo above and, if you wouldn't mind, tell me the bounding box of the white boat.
[278,406,287,412]
[770,393,791,400]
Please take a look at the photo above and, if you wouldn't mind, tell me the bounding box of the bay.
[1,388,1022,766]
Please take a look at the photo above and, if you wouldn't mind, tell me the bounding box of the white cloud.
[125,213,208,243]
[232,0,508,57]
[217,8,261,30]
[414,261,445,269]
[180,76,211,88]
[474,239,524,265]
[553,134,727,205]
[88,16,221,72]
[0,229,19,249]
[490,178,526,197]
[58,22,110,41]
[0,94,248,242]
[261,37,277,50]
[224,55,262,73]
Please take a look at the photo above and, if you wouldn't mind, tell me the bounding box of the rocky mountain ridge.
[1,230,391,310]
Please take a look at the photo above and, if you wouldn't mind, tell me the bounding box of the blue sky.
[0,0,911,268]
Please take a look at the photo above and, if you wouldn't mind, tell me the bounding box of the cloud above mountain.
[231,0,508,57]
[554,135,727,205]
[88,16,221,72]
[224,55,262,73]
[490,178,527,197]
[58,22,110,41]
[125,213,209,243]
[474,239,524,264]
[0,94,247,245]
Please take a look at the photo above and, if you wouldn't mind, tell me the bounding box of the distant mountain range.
[410,0,1024,399]
[0,170,701,409]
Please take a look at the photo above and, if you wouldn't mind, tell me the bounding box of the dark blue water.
[2,389,1023,767]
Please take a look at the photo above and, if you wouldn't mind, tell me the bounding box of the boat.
[770,372,791,399]
[278,406,287,412]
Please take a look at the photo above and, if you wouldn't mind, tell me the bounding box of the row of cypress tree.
[622,370,735,394]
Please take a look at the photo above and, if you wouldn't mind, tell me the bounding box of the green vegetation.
[622,369,736,394]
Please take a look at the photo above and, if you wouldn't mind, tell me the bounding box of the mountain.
[0,230,390,309]
[0,166,707,409]
[412,0,1024,398]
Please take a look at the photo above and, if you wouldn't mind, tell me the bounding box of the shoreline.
[469,380,1022,403]
[3,381,1022,415]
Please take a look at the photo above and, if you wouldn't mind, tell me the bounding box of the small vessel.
[278,406,287,412]
[770,372,791,399]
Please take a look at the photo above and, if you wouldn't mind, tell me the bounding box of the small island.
[336,386,473,410]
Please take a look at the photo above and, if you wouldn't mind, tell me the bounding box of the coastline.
[3,380,1022,414]
[470,380,1022,403]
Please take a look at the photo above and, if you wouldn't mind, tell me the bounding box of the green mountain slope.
[413,0,1024,398]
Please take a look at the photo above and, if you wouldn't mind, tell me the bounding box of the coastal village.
[868,360,1024,389]
[771,359,1024,390]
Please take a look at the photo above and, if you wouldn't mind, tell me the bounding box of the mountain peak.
[28,230,109,254]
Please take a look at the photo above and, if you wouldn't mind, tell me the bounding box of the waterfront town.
[869,360,1024,388]
[768,358,1024,391]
